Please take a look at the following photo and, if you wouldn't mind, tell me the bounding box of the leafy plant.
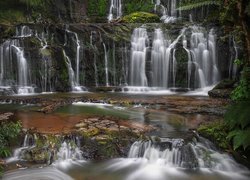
[231,67,250,101]
[0,121,21,158]
[225,101,250,150]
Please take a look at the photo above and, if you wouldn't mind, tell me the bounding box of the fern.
[178,0,222,11]
[227,129,250,150]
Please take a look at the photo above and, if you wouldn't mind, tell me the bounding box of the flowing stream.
[2,102,250,180]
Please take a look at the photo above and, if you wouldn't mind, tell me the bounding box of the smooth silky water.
[2,101,250,180]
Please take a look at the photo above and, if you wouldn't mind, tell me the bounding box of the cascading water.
[103,43,109,86]
[108,0,122,22]
[16,25,33,37]
[65,29,85,91]
[6,134,35,163]
[151,28,186,88]
[11,43,34,94]
[154,0,182,23]
[187,26,220,88]
[57,141,83,161]
[129,28,149,87]
[125,136,249,179]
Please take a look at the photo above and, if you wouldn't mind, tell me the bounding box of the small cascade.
[154,0,181,23]
[16,26,33,37]
[103,43,109,86]
[57,141,83,161]
[6,134,35,163]
[229,36,238,79]
[127,137,248,171]
[108,0,122,22]
[130,28,149,87]
[128,139,184,167]
[11,43,34,94]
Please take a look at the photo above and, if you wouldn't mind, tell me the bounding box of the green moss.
[122,12,160,23]
[124,0,154,15]
[198,121,229,150]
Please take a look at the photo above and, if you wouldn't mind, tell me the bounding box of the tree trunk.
[237,0,250,65]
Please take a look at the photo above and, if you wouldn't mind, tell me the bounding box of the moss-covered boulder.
[122,12,160,23]
[208,79,236,98]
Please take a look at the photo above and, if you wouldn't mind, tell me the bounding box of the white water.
[65,29,85,92]
[188,26,220,88]
[16,26,33,37]
[11,44,34,94]
[108,0,122,22]
[154,0,181,23]
[6,134,35,163]
[130,28,149,87]
[103,43,109,86]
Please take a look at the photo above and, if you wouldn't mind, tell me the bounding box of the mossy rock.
[198,121,229,150]
[122,12,160,23]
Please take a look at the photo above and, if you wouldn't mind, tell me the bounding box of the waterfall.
[11,43,34,94]
[108,0,122,22]
[64,29,85,91]
[151,29,168,88]
[188,26,219,88]
[130,28,148,87]
[151,28,185,88]
[103,43,109,86]
[63,50,77,91]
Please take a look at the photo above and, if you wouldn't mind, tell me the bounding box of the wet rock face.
[208,79,236,98]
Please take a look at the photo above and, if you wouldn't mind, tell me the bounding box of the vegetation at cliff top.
[122,12,160,23]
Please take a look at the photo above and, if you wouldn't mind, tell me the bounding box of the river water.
[2,98,250,180]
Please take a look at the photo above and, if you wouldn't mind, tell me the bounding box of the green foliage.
[123,12,160,23]
[231,68,250,101]
[19,0,44,7]
[178,0,222,11]
[225,101,250,150]
[0,121,21,158]
[124,0,154,15]
[227,129,250,150]
[87,0,108,17]
[198,121,229,150]
[225,101,250,129]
